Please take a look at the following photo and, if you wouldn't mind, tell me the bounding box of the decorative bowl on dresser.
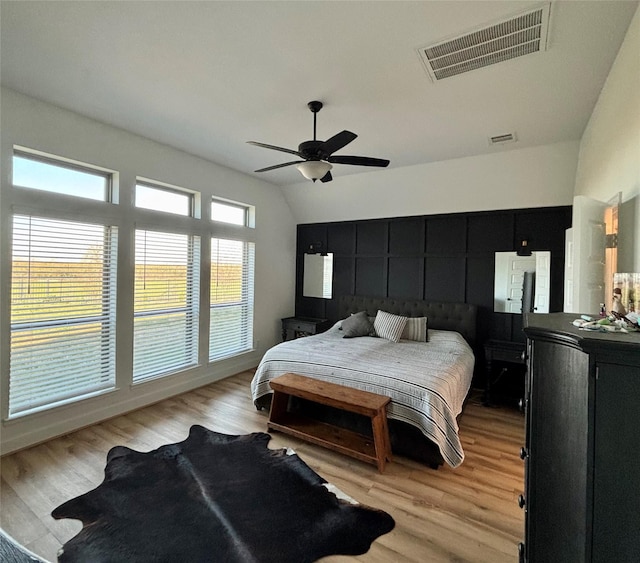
[520,312,640,563]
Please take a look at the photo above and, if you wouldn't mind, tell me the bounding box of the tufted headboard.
[338,295,477,346]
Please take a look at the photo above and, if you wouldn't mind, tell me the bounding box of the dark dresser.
[520,313,640,563]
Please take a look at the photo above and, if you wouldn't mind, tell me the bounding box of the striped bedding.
[251,323,475,468]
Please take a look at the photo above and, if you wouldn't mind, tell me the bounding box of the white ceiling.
[1,1,637,186]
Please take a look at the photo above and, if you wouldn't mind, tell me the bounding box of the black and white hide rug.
[52,425,394,563]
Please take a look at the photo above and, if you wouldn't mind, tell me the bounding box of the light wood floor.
[0,370,525,562]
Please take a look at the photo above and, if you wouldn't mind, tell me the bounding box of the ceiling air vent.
[417,3,551,82]
[489,132,517,145]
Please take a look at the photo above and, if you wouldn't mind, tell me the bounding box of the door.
[506,255,536,313]
[534,252,551,313]
[565,196,606,314]
[495,253,536,313]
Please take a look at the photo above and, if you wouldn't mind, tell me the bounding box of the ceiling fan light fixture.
[297,161,332,181]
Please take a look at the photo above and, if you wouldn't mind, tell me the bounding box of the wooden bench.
[267,373,392,473]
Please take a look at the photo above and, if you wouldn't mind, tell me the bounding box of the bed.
[251,296,477,469]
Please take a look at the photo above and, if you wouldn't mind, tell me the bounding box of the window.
[9,215,118,416]
[13,151,110,201]
[136,182,193,216]
[6,147,257,425]
[133,229,200,382]
[209,238,255,361]
[211,199,247,225]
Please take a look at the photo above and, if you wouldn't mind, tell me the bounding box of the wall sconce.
[517,237,532,256]
[308,241,323,254]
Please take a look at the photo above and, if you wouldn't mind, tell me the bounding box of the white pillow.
[374,310,407,343]
[401,317,428,342]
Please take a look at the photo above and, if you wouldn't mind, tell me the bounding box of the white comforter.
[251,323,475,468]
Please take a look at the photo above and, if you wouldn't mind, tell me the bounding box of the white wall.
[0,88,296,454]
[281,141,579,224]
[574,5,640,272]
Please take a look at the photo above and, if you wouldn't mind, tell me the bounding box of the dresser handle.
[520,447,528,460]
[521,350,527,362]
[518,398,525,412]
[518,494,526,509]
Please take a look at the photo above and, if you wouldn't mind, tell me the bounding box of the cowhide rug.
[52,425,394,562]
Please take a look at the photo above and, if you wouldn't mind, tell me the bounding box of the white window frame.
[8,150,118,418]
[4,145,258,424]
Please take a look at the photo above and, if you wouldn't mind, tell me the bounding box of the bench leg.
[268,391,289,426]
[371,410,392,473]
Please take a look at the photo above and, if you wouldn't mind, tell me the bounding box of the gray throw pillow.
[341,311,375,338]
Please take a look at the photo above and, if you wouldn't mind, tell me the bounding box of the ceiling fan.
[247,101,390,183]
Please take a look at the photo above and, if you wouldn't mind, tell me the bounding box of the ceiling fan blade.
[319,171,333,183]
[254,161,303,173]
[247,141,301,157]
[319,130,357,157]
[327,155,390,167]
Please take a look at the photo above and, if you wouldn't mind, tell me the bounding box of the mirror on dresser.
[302,253,333,299]
[494,251,551,313]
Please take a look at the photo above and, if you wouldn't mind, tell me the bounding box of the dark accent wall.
[295,206,572,353]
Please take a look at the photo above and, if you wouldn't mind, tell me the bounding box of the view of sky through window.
[13,155,107,201]
[211,200,246,225]
[14,154,249,225]
[136,183,191,216]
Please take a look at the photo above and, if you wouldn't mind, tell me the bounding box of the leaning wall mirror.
[494,251,551,313]
[303,253,333,299]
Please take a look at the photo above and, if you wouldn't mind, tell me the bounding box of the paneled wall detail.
[296,206,572,351]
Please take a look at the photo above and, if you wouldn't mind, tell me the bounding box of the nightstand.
[281,316,331,341]
[484,339,526,406]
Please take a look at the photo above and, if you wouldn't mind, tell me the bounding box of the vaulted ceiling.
[1,1,637,186]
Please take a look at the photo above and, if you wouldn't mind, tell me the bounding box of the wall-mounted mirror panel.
[303,253,333,299]
[494,251,551,313]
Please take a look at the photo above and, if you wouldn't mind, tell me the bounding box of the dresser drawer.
[492,347,526,363]
[485,340,526,364]
[289,320,316,333]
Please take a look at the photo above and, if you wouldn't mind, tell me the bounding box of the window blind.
[209,238,254,361]
[133,229,200,382]
[9,215,118,416]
